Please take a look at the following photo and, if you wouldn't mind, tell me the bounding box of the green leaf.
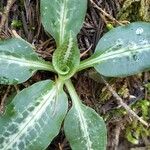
[41,0,87,46]
[79,22,150,77]
[0,38,54,84]
[64,105,107,150]
[0,80,68,150]
[65,80,107,150]
[52,33,80,79]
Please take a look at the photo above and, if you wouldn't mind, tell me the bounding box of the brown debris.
[0,0,150,150]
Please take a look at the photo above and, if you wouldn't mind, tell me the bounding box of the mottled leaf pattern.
[64,104,107,150]
[0,38,54,84]
[0,80,68,150]
[65,80,107,150]
[79,22,150,77]
[41,0,87,45]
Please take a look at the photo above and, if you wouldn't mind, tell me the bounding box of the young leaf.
[52,33,80,79]
[79,22,150,77]
[65,80,107,150]
[0,80,68,150]
[41,0,87,46]
[0,38,54,84]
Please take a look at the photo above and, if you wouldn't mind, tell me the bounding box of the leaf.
[64,104,107,150]
[52,33,80,79]
[0,80,68,150]
[0,38,54,85]
[64,80,107,150]
[79,22,150,77]
[41,0,87,46]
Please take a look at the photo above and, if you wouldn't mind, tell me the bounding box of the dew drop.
[116,39,124,46]
[115,39,124,49]
[27,106,34,112]
[139,39,149,45]
[128,42,137,50]
[136,27,144,35]
[132,54,138,61]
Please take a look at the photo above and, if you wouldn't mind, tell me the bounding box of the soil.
[0,0,150,150]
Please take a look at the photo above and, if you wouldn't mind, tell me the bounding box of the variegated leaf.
[64,104,107,150]
[52,33,80,79]
[41,0,87,45]
[79,22,150,77]
[64,80,107,150]
[0,38,54,85]
[0,80,68,150]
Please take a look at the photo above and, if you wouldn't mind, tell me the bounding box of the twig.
[80,44,93,58]
[0,85,11,114]
[14,85,20,93]
[11,29,21,38]
[101,76,149,127]
[58,143,63,150]
[90,0,123,26]
[0,0,16,33]
[111,122,121,150]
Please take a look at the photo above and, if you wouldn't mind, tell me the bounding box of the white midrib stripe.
[63,33,73,63]
[4,87,57,149]
[75,105,93,150]
[98,44,150,60]
[59,0,68,44]
[0,54,50,70]
[80,44,150,69]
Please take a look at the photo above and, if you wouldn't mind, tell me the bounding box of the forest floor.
[0,0,150,150]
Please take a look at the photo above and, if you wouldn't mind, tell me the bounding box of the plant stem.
[65,79,82,106]
[78,58,94,72]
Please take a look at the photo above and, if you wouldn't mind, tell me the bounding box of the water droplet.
[128,42,137,50]
[27,106,34,112]
[136,27,144,35]
[139,39,149,45]
[115,39,124,49]
[132,54,138,61]
[116,39,124,46]
[45,7,48,10]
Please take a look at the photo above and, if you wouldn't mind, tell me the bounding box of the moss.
[117,0,150,22]
[140,0,150,21]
